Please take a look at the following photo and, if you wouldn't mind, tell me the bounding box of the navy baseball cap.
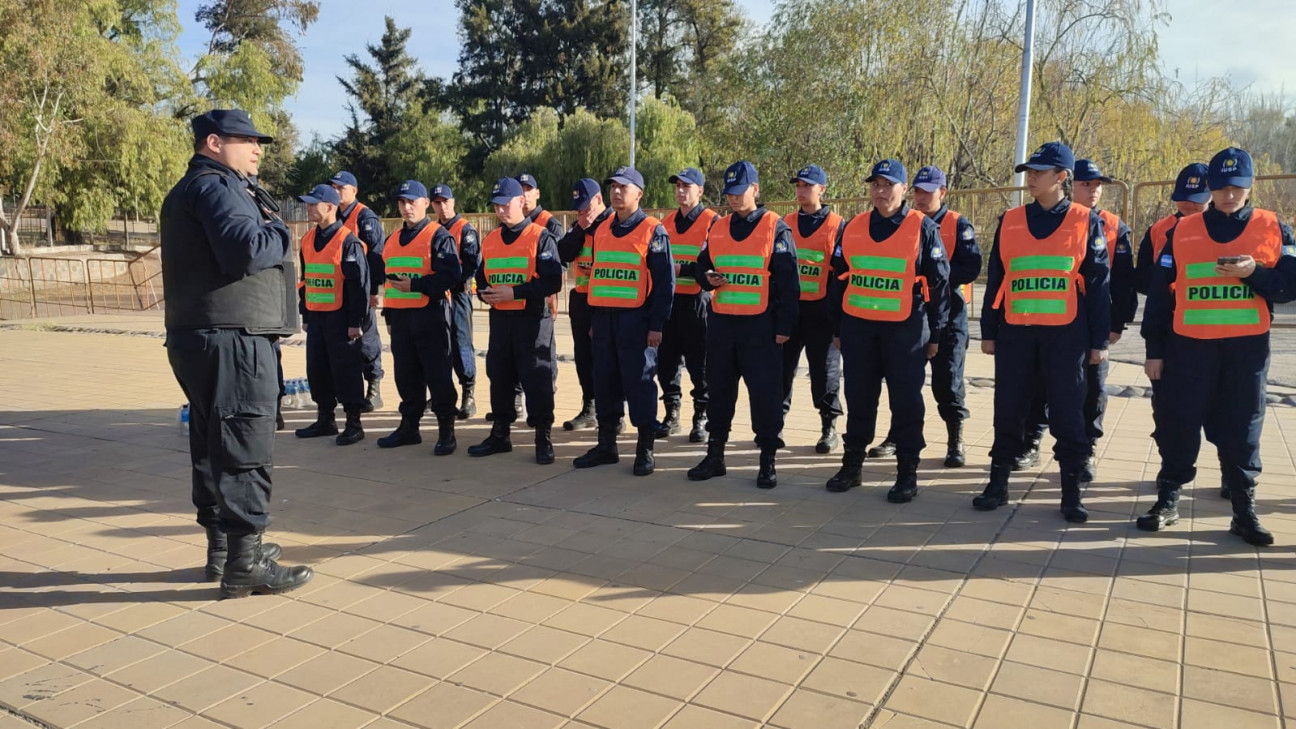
[866,159,907,185]
[669,167,705,187]
[605,166,645,190]
[1015,141,1074,173]
[490,177,524,204]
[297,184,341,206]
[430,184,453,200]
[722,161,758,195]
[790,164,827,186]
[1208,147,1253,189]
[571,178,601,211]
[517,173,539,189]
[912,166,947,192]
[1073,159,1114,183]
[329,171,358,188]
[396,180,428,201]
[1171,163,1211,203]
[191,109,273,143]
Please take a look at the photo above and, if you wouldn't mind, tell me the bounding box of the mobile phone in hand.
[1217,256,1244,265]
[385,273,403,281]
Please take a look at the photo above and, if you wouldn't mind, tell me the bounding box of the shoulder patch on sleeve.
[539,250,553,260]
[344,252,358,262]
[961,226,974,240]
[1092,235,1106,250]
[930,245,944,260]
[775,239,789,253]
[1116,243,1129,254]
[1284,245,1296,257]
[834,244,842,257]
[650,238,665,253]
[463,231,477,246]
[1159,254,1173,268]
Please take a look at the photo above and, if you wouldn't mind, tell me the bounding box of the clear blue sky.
[173,0,1294,143]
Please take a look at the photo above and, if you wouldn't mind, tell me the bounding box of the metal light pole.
[1012,0,1036,203]
[629,0,637,167]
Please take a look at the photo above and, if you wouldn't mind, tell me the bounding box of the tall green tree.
[637,0,745,128]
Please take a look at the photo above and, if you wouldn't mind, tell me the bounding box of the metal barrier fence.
[0,249,163,319]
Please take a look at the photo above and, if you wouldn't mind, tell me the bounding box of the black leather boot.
[563,399,597,431]
[1230,483,1273,546]
[887,456,920,503]
[362,377,383,413]
[219,532,313,599]
[1059,467,1089,523]
[944,420,966,468]
[867,440,896,459]
[1080,440,1098,483]
[535,424,554,465]
[689,404,707,443]
[688,439,727,480]
[973,462,1012,511]
[1012,434,1041,471]
[295,407,338,438]
[205,528,281,581]
[633,428,656,476]
[335,409,364,446]
[757,449,778,489]
[827,447,865,493]
[574,424,619,468]
[377,416,422,448]
[434,414,457,456]
[655,403,681,439]
[1136,479,1181,532]
[815,415,839,454]
[457,384,476,420]
[468,421,512,457]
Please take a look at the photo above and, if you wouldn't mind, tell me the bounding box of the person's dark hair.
[1060,169,1073,199]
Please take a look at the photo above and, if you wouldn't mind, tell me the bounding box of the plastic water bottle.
[301,379,311,402]
[289,380,302,408]
[178,403,190,436]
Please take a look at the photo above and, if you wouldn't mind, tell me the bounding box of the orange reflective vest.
[993,204,1090,326]
[839,210,927,322]
[784,209,842,301]
[569,220,598,295]
[481,224,542,312]
[707,211,777,315]
[382,222,441,309]
[1098,209,1123,265]
[301,226,349,312]
[588,215,659,308]
[534,209,553,230]
[338,201,371,254]
[664,207,717,296]
[1149,214,1179,261]
[1172,209,1281,339]
[937,210,973,304]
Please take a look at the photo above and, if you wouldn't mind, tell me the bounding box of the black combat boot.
[888,456,920,503]
[335,409,364,446]
[574,424,619,468]
[433,414,457,456]
[944,420,966,468]
[1135,479,1181,532]
[219,532,313,599]
[867,440,897,459]
[468,421,512,457]
[362,377,383,412]
[1229,483,1273,546]
[1059,467,1089,523]
[689,404,707,443]
[688,439,727,480]
[295,407,338,438]
[457,384,476,420]
[1013,434,1042,471]
[973,462,1012,511]
[563,399,597,431]
[204,527,281,582]
[535,424,555,465]
[757,449,778,489]
[633,428,656,476]
[1079,440,1098,483]
[655,403,681,439]
[826,447,865,493]
[815,415,839,454]
[377,416,422,448]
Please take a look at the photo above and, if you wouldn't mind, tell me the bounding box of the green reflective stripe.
[1009,255,1074,272]
[386,256,423,269]
[384,289,424,300]
[715,290,761,306]
[1009,299,1067,314]
[798,249,826,263]
[848,255,906,272]
[1185,262,1220,280]
[304,263,335,274]
[485,256,529,270]
[671,244,701,257]
[305,293,336,303]
[575,275,590,286]
[847,294,900,312]
[800,281,821,294]
[1183,309,1261,326]
[579,245,593,258]
[594,250,642,265]
[714,254,765,269]
[590,285,639,299]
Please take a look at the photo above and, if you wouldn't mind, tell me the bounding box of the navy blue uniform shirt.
[557,207,613,265]
[671,204,714,285]
[927,206,983,300]
[338,201,385,295]
[696,206,801,338]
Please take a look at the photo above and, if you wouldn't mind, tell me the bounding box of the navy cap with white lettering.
[605,166,645,190]
[571,178,601,211]
[1014,141,1074,173]
[912,166,947,192]
[395,180,428,201]
[1073,159,1114,183]
[297,184,341,206]
[1171,163,1211,203]
[1207,147,1254,189]
[790,164,827,186]
[516,173,539,190]
[722,161,759,195]
[490,177,524,204]
[329,171,358,188]
[668,167,705,187]
[191,109,273,144]
[430,184,453,201]
[865,159,907,185]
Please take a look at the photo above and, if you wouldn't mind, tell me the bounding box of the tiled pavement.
[2,312,1296,729]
